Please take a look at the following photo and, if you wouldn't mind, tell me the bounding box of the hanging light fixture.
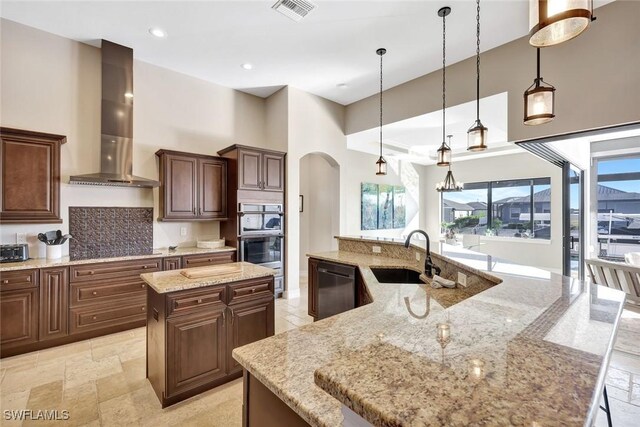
[529,0,593,47]
[436,164,464,192]
[467,0,488,152]
[375,48,387,175]
[435,6,452,168]
[524,48,556,125]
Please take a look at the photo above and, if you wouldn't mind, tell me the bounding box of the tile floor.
[1,280,638,426]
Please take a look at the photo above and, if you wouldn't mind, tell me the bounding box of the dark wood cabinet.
[227,297,274,375]
[147,275,274,407]
[156,150,227,221]
[218,145,285,193]
[182,251,236,269]
[0,288,38,350]
[166,306,227,398]
[0,128,66,224]
[163,256,182,271]
[308,258,319,319]
[39,267,69,341]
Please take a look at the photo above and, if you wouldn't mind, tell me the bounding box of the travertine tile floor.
[1,280,639,426]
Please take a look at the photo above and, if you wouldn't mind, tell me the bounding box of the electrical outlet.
[457,272,468,288]
[372,245,382,254]
[16,233,27,244]
[415,252,421,261]
[180,227,187,237]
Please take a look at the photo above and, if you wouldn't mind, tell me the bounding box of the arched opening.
[298,152,340,277]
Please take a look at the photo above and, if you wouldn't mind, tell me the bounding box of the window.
[596,155,640,261]
[441,177,551,239]
[361,183,406,230]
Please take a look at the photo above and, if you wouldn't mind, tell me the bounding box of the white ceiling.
[347,92,523,164]
[0,0,538,105]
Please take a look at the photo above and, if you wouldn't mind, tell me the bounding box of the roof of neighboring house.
[443,199,473,211]
[494,185,640,205]
[468,201,487,210]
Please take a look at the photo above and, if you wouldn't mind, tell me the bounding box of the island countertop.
[232,237,626,427]
[141,261,276,294]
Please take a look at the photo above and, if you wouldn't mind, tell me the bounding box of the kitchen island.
[141,261,276,407]
[233,236,625,426]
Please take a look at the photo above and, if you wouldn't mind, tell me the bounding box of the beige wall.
[345,1,640,141]
[0,19,266,256]
[422,151,563,272]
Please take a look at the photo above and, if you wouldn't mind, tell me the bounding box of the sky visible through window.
[598,157,640,193]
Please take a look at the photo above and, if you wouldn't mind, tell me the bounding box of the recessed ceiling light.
[337,83,348,89]
[149,27,167,38]
[241,63,254,70]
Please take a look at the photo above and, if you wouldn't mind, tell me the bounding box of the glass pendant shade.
[524,80,555,125]
[376,156,387,175]
[436,143,451,167]
[467,120,488,151]
[529,0,592,47]
[436,167,463,192]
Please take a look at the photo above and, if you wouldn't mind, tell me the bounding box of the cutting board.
[180,265,242,279]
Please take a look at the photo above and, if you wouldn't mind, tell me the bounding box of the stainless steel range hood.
[70,40,159,188]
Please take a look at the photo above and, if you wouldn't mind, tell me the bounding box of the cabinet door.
[166,307,227,397]
[39,267,69,340]
[1,128,65,224]
[163,256,182,271]
[262,153,285,192]
[227,298,274,375]
[308,258,318,319]
[238,149,262,191]
[198,158,227,219]
[0,288,38,350]
[162,154,198,219]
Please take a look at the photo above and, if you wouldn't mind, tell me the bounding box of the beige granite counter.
[232,237,626,427]
[140,261,276,294]
[0,246,236,272]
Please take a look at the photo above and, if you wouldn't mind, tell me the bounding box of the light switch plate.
[457,272,468,287]
[16,233,27,244]
[372,245,382,254]
[180,227,187,237]
[415,252,421,261]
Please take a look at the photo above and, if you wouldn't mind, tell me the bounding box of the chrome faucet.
[404,230,441,278]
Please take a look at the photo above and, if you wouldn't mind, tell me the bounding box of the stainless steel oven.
[238,234,285,295]
[239,203,283,235]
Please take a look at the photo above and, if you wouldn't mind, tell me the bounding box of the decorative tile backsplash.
[69,207,153,260]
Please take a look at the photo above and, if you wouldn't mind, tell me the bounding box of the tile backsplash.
[69,207,153,260]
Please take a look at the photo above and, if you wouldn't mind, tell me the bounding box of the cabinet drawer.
[70,279,147,307]
[182,252,235,268]
[70,258,161,283]
[0,269,38,291]
[228,277,273,305]
[69,297,146,335]
[167,286,226,317]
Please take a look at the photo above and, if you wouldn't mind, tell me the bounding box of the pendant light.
[435,6,452,167]
[375,48,387,176]
[524,48,556,125]
[467,0,488,152]
[529,0,593,47]
[436,164,464,192]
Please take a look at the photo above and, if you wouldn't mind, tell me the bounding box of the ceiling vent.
[272,0,316,22]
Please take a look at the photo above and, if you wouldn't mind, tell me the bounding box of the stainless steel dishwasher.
[316,261,356,320]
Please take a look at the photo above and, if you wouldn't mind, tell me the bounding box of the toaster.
[0,243,30,263]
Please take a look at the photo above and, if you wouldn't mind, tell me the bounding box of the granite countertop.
[232,240,625,427]
[0,246,237,272]
[141,261,276,294]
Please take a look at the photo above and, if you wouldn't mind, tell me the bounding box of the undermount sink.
[370,268,424,284]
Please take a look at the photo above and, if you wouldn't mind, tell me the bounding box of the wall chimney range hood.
[69,40,159,188]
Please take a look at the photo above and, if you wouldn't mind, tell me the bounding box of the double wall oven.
[238,203,284,295]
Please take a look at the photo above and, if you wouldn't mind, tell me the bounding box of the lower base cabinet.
[147,276,274,407]
[0,288,39,350]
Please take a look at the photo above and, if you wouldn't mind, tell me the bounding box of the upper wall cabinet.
[218,145,285,193]
[0,128,66,224]
[156,150,227,221]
